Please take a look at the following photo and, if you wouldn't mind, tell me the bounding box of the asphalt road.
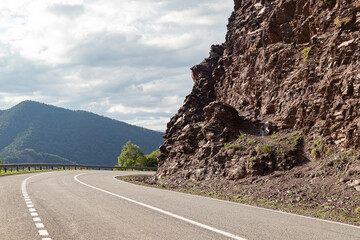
[0,171,360,240]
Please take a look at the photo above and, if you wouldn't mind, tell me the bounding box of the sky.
[0,0,234,131]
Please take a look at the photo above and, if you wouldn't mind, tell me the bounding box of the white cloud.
[0,0,234,130]
[0,92,47,106]
[49,4,85,18]
[107,104,172,115]
[131,116,171,132]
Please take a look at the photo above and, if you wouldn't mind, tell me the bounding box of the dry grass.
[334,17,351,26]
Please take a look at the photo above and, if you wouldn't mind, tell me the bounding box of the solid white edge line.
[74,173,246,240]
[112,175,360,230]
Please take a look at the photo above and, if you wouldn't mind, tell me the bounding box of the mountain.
[0,101,164,165]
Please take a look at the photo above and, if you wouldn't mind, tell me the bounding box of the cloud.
[67,32,208,69]
[49,4,85,19]
[107,104,172,115]
[0,0,234,131]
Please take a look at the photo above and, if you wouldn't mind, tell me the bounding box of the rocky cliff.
[156,0,360,186]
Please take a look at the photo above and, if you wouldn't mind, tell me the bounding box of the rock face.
[156,0,360,184]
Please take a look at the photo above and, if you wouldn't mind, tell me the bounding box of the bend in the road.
[74,173,246,240]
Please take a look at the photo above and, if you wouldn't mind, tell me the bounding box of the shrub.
[117,140,159,167]
[144,149,160,167]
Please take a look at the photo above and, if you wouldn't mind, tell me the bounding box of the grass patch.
[356,207,360,215]
[224,143,243,150]
[0,167,65,176]
[334,17,351,26]
[258,144,274,154]
[237,130,245,142]
[195,122,205,128]
[270,132,278,140]
[275,148,287,155]
[224,130,246,149]
[247,138,258,146]
[311,139,327,161]
[301,46,312,62]
[247,157,257,162]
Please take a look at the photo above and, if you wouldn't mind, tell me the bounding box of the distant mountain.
[0,101,164,165]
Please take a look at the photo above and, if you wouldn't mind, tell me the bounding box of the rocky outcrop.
[156,0,360,184]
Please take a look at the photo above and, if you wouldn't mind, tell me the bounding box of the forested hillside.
[0,101,163,165]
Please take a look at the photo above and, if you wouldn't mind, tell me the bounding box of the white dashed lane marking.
[36,223,45,228]
[21,174,52,240]
[38,229,49,236]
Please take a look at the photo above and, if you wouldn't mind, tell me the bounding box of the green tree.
[117,141,145,167]
[0,157,3,164]
[144,149,160,167]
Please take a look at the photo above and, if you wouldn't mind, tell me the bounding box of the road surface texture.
[0,171,359,240]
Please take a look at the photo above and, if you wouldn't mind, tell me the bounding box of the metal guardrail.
[0,163,157,173]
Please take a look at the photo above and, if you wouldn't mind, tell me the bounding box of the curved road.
[0,171,360,240]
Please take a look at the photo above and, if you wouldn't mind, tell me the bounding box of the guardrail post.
[4,167,6,173]
[17,166,19,172]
